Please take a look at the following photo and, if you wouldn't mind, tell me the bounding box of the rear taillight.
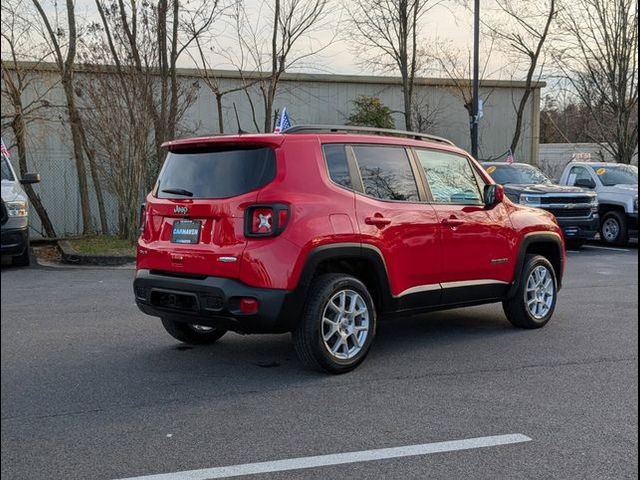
[139,203,147,234]
[245,204,289,238]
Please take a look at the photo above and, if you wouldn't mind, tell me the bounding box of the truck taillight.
[245,204,289,238]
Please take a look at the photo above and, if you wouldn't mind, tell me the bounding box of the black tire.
[600,210,629,247]
[160,317,226,345]
[11,247,30,267]
[293,273,377,374]
[503,255,558,329]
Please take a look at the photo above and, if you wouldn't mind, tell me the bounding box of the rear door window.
[568,166,594,186]
[156,147,276,199]
[352,145,419,202]
[415,149,483,205]
[323,144,352,189]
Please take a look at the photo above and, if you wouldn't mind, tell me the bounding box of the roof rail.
[283,125,455,146]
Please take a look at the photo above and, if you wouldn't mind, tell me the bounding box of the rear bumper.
[1,222,29,257]
[133,269,295,334]
[557,215,599,241]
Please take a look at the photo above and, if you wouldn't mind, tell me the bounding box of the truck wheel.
[503,255,558,329]
[293,273,377,374]
[160,318,226,344]
[600,211,629,246]
[11,247,31,267]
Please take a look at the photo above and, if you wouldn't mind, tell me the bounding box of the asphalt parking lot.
[1,244,638,480]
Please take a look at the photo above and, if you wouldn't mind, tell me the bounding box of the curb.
[57,240,135,266]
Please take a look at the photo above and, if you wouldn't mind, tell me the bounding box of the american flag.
[505,149,514,164]
[274,108,292,133]
[1,138,10,158]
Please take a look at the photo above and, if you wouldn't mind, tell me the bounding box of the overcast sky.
[52,0,509,79]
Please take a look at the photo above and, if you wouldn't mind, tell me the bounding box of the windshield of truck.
[484,164,551,185]
[591,165,638,186]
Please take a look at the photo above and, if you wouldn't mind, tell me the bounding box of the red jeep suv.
[134,126,566,373]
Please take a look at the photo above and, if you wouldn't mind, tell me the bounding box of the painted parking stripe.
[115,434,532,480]
[582,245,631,253]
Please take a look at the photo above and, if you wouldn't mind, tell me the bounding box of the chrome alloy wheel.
[321,289,370,361]
[525,265,555,320]
[602,217,621,242]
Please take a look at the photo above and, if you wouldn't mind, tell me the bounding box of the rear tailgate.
[137,141,279,278]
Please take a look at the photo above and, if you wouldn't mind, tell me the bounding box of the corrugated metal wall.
[1,66,541,237]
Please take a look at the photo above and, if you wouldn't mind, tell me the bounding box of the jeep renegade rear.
[134,126,565,374]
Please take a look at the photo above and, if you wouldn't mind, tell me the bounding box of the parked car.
[481,162,599,248]
[1,145,40,266]
[134,126,566,373]
[558,162,638,246]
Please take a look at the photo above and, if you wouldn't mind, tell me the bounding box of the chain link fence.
[7,140,120,239]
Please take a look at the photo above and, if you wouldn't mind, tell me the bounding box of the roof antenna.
[233,103,248,135]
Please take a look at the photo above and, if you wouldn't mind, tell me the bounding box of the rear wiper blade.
[162,187,193,197]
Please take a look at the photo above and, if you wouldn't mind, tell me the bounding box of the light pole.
[471,0,480,159]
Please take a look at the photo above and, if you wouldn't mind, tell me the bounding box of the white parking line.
[582,245,631,253]
[115,434,532,480]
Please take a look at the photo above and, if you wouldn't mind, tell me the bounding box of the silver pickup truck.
[1,146,40,266]
[558,162,638,246]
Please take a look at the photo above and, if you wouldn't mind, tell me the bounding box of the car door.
[351,144,443,309]
[414,148,515,305]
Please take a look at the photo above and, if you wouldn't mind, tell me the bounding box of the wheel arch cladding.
[508,233,565,298]
[296,244,393,314]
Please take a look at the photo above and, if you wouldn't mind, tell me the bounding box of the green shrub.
[346,96,396,129]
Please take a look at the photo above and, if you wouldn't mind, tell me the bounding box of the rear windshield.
[156,147,276,199]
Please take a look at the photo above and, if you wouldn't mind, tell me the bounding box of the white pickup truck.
[558,162,638,246]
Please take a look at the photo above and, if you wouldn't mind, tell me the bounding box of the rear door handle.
[365,215,392,227]
[442,217,465,228]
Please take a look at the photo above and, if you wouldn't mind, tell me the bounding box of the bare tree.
[189,21,261,134]
[347,0,439,131]
[31,0,107,235]
[411,92,443,133]
[76,63,153,241]
[78,0,218,238]
[555,0,638,164]
[430,38,497,153]
[234,0,332,132]
[484,0,557,156]
[91,0,216,187]
[1,0,58,237]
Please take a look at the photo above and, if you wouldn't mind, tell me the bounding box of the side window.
[352,145,420,202]
[415,149,483,205]
[323,144,352,189]
[568,167,594,186]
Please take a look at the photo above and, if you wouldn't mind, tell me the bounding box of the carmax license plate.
[171,219,201,244]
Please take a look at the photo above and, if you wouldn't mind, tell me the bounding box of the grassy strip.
[67,235,135,256]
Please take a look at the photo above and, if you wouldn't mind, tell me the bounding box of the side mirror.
[574,178,596,189]
[20,173,40,185]
[484,184,505,207]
